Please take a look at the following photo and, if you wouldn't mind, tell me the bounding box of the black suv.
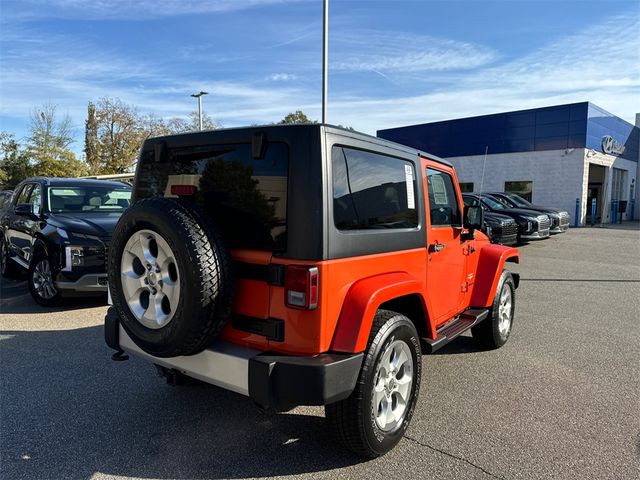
[0,177,132,305]
[488,192,570,233]
[463,193,550,242]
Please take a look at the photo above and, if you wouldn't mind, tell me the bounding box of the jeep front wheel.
[471,270,515,349]
[326,310,422,458]
[109,197,233,358]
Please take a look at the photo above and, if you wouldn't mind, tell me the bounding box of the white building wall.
[447,149,585,225]
[446,148,638,226]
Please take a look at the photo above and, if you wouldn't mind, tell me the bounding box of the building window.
[332,146,418,230]
[459,182,474,193]
[505,181,533,202]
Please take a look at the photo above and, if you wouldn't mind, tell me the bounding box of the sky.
[1,0,639,156]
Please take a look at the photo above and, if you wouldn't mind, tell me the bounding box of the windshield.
[48,186,131,213]
[481,195,506,210]
[504,193,531,208]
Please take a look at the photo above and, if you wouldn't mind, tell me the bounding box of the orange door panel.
[421,158,467,325]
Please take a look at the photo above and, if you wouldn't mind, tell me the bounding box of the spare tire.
[108,197,233,358]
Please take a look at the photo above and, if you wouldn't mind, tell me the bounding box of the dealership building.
[378,102,639,225]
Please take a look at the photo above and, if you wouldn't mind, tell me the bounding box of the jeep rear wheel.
[326,310,422,458]
[109,198,233,358]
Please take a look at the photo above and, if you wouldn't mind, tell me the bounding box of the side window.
[459,182,474,193]
[332,146,418,230]
[463,196,479,207]
[15,184,33,205]
[29,184,42,215]
[426,168,461,227]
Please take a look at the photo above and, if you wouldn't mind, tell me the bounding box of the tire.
[326,310,422,458]
[108,197,233,358]
[0,235,19,279]
[471,270,515,349]
[28,253,63,306]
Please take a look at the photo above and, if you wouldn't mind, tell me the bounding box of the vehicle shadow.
[0,326,364,480]
[0,277,107,314]
[432,335,484,355]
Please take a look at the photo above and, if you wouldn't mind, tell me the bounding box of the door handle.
[429,243,445,253]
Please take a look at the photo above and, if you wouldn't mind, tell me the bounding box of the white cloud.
[16,0,312,19]
[332,31,498,73]
[267,73,298,81]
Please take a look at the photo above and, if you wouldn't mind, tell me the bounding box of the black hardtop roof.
[24,177,132,188]
[145,123,452,168]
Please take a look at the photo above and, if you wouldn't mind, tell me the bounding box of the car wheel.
[28,254,63,306]
[471,270,515,349]
[325,310,422,458]
[108,197,234,358]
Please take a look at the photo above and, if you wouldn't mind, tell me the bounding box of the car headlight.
[526,220,533,232]
[486,226,492,235]
[63,246,85,271]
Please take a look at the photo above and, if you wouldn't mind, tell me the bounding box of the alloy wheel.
[372,340,414,432]
[120,230,180,329]
[32,259,57,299]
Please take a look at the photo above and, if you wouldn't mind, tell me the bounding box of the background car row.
[463,191,570,245]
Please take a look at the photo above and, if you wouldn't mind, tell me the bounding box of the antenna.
[479,145,488,194]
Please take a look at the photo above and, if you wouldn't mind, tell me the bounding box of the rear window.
[165,143,289,251]
[332,146,418,230]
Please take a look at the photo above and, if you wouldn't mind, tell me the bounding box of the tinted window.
[481,195,507,210]
[29,184,42,215]
[16,184,33,204]
[332,146,418,230]
[426,169,461,226]
[167,143,289,251]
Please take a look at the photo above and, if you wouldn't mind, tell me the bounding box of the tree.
[84,102,101,175]
[278,110,314,124]
[0,132,32,189]
[91,97,141,174]
[28,104,74,151]
[26,104,87,179]
[168,111,222,134]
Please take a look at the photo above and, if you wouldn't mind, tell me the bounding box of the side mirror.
[463,205,483,231]
[15,203,35,217]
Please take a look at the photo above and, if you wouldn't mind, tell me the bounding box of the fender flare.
[330,272,426,353]
[469,244,519,308]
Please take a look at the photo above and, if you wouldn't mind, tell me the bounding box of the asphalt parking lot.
[1,225,639,480]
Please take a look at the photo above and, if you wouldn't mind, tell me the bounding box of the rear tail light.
[171,184,197,196]
[285,265,319,310]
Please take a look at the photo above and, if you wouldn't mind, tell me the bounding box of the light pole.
[322,0,328,124]
[190,91,208,131]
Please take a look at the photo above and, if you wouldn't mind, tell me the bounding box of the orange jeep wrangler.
[105,124,519,458]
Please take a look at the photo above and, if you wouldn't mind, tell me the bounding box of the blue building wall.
[586,104,639,162]
[377,102,638,162]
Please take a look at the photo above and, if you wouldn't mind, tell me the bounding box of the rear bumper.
[104,308,363,411]
[56,273,108,292]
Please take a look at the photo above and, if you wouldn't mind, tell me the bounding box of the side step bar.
[421,308,489,354]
